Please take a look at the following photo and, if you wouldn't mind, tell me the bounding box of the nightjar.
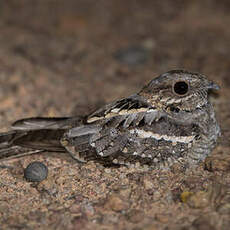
[0,70,220,169]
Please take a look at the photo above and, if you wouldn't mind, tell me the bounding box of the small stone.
[135,161,141,168]
[180,191,194,203]
[186,191,210,209]
[104,168,111,174]
[114,46,150,66]
[0,202,9,214]
[9,161,24,178]
[143,224,158,230]
[170,162,186,173]
[216,203,230,214]
[143,177,154,190]
[24,161,48,182]
[155,213,169,223]
[105,194,129,212]
[126,209,144,223]
[69,204,81,213]
[81,203,95,217]
[192,216,216,230]
[204,155,230,172]
[119,188,131,199]
[36,177,57,197]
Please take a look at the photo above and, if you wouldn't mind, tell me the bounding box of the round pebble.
[24,161,48,182]
[114,46,150,66]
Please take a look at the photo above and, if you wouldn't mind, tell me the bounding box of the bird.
[0,70,221,169]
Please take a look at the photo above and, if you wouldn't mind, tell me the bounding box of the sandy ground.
[0,1,230,229]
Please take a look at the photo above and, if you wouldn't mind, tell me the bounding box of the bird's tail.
[0,117,82,161]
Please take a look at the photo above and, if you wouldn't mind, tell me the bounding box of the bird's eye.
[173,81,189,96]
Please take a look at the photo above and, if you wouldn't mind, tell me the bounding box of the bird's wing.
[86,94,160,127]
[63,95,167,162]
[64,95,199,164]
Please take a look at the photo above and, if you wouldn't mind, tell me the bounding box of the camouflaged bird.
[0,70,221,169]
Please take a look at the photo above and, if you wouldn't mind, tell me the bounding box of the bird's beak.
[207,81,220,90]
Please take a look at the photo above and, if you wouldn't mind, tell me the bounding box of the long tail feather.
[0,117,82,161]
[12,116,82,130]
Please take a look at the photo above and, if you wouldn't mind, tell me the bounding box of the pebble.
[119,188,131,199]
[126,209,144,223]
[104,168,111,174]
[105,194,129,212]
[170,162,186,173]
[180,191,194,203]
[155,213,170,223]
[204,154,230,172]
[81,202,95,217]
[143,177,154,190]
[114,46,150,66]
[186,191,210,209]
[24,161,48,182]
[192,216,216,230]
[216,203,230,214]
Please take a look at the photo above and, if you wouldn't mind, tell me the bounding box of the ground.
[0,1,230,229]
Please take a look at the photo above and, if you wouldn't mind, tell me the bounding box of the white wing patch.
[130,129,195,143]
[86,95,153,124]
[87,107,149,123]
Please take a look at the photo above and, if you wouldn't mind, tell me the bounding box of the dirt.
[0,1,230,229]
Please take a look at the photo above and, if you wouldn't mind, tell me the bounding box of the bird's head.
[139,70,219,112]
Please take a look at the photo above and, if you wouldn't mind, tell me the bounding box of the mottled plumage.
[0,70,220,169]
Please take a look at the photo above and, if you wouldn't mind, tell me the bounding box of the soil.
[0,1,230,229]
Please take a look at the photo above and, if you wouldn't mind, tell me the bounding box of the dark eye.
[173,81,189,95]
